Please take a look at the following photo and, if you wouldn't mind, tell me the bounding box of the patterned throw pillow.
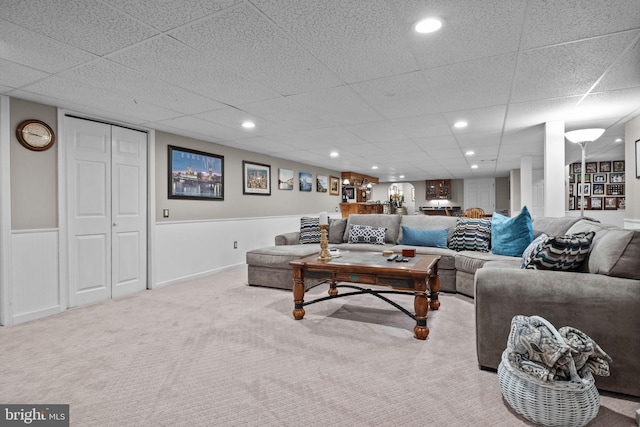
[523,232,595,271]
[449,218,492,252]
[348,224,386,245]
[521,233,549,268]
[299,217,320,244]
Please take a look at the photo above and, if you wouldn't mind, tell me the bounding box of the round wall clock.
[16,119,55,151]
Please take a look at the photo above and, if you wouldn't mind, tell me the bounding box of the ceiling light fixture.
[330,151,339,158]
[372,166,378,170]
[414,17,444,34]
[615,138,622,143]
[241,121,255,129]
[399,175,405,179]
[465,150,475,156]
[471,164,478,169]
[454,121,468,128]
[565,128,605,217]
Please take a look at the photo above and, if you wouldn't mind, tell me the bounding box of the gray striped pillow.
[299,217,320,244]
[449,218,492,252]
[523,232,595,271]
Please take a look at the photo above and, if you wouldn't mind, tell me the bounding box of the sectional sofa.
[245,213,640,397]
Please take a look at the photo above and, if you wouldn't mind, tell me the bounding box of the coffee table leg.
[292,266,305,320]
[414,277,429,340]
[428,271,441,310]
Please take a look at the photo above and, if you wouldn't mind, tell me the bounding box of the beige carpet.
[0,266,637,426]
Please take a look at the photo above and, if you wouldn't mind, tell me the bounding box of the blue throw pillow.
[400,226,448,249]
[491,206,533,257]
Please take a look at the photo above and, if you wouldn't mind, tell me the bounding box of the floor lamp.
[565,128,605,217]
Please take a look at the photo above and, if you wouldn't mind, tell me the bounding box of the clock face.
[17,120,55,151]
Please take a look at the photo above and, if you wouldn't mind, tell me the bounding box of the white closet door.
[66,117,147,307]
[464,178,495,214]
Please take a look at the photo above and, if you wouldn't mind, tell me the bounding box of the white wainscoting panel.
[565,210,626,228]
[154,215,308,287]
[12,229,61,324]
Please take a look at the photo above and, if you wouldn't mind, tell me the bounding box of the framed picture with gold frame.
[329,176,340,195]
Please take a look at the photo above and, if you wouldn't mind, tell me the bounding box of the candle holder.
[317,224,332,261]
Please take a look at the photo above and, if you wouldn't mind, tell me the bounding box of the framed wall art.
[243,161,271,195]
[604,197,618,210]
[592,183,605,195]
[599,161,611,173]
[299,172,312,192]
[168,145,224,201]
[329,176,340,195]
[589,197,602,210]
[613,160,625,172]
[344,186,355,200]
[592,173,607,183]
[316,175,328,193]
[585,162,597,173]
[278,168,294,190]
[568,196,575,210]
[577,183,590,196]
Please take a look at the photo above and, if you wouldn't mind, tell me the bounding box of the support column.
[520,156,532,212]
[510,169,521,217]
[544,121,566,218]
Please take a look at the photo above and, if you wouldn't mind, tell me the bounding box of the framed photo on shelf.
[242,161,271,195]
[589,197,602,210]
[604,197,618,210]
[592,173,607,183]
[592,183,605,195]
[329,176,340,195]
[613,161,625,172]
[299,172,312,192]
[168,145,224,201]
[599,161,611,173]
[278,168,293,190]
[585,162,598,173]
[610,173,625,183]
[577,183,591,196]
[316,175,328,193]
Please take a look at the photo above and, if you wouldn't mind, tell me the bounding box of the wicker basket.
[497,316,600,427]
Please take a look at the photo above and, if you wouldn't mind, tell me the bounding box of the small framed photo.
[592,173,607,183]
[599,161,611,173]
[329,176,340,195]
[613,161,625,172]
[618,197,626,209]
[278,168,294,190]
[299,172,312,191]
[610,173,625,183]
[168,145,224,201]
[344,186,355,200]
[606,184,624,196]
[585,162,598,173]
[568,183,574,196]
[316,175,328,193]
[604,197,618,210]
[592,183,605,195]
[572,163,582,174]
[243,161,271,195]
[577,196,588,210]
[569,174,575,183]
[576,173,590,183]
[577,183,591,196]
[568,196,575,210]
[589,197,602,210]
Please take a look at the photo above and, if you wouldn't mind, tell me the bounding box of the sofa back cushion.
[567,220,640,280]
[491,206,533,257]
[398,215,458,243]
[532,217,584,237]
[343,214,401,244]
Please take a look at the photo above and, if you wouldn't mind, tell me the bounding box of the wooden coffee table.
[290,251,441,339]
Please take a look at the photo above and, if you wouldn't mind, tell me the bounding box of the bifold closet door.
[66,117,147,307]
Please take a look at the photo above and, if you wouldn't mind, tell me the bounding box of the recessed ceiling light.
[615,138,622,143]
[330,151,339,158]
[399,175,405,179]
[371,166,378,170]
[241,121,255,129]
[414,17,444,34]
[465,150,475,156]
[471,164,479,169]
[454,121,468,128]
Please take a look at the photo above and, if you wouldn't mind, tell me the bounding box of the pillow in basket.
[523,232,595,271]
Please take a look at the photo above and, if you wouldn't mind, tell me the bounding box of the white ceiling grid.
[1,0,639,180]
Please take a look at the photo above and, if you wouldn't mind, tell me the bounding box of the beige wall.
[155,131,341,221]
[495,176,510,212]
[624,115,640,226]
[10,99,58,230]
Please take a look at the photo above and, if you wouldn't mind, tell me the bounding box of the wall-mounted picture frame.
[278,168,293,190]
[572,163,581,174]
[568,183,574,196]
[243,161,271,195]
[592,183,605,195]
[613,161,625,172]
[585,162,598,173]
[299,172,312,192]
[606,184,624,196]
[329,176,340,195]
[577,196,588,210]
[344,186,355,200]
[577,183,590,196]
[568,196,575,210]
[618,197,626,209]
[592,173,607,183]
[610,173,625,183]
[168,145,224,201]
[589,197,602,210]
[599,161,611,173]
[604,197,618,210]
[316,175,328,193]
[577,173,590,183]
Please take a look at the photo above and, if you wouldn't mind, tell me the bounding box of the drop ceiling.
[1,0,639,181]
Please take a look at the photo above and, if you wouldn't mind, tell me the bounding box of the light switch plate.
[163,209,169,218]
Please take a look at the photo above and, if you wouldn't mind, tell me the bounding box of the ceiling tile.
[390,114,452,139]
[238,97,331,132]
[595,34,640,91]
[343,120,409,143]
[0,59,50,88]
[0,0,158,55]
[195,107,289,137]
[444,105,507,134]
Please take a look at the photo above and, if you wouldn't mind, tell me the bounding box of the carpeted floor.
[0,266,638,426]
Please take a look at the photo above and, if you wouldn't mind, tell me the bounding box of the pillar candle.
[319,212,328,225]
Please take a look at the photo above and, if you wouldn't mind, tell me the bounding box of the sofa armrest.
[475,267,640,396]
[275,231,300,246]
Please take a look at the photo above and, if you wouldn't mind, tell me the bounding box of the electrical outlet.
[163,209,169,218]
[233,241,238,249]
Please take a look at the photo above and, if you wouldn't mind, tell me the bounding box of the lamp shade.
[565,128,605,143]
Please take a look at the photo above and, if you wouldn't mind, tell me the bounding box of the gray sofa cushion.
[455,251,518,275]
[246,245,320,269]
[329,218,347,244]
[532,216,584,236]
[343,214,401,244]
[567,220,640,280]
